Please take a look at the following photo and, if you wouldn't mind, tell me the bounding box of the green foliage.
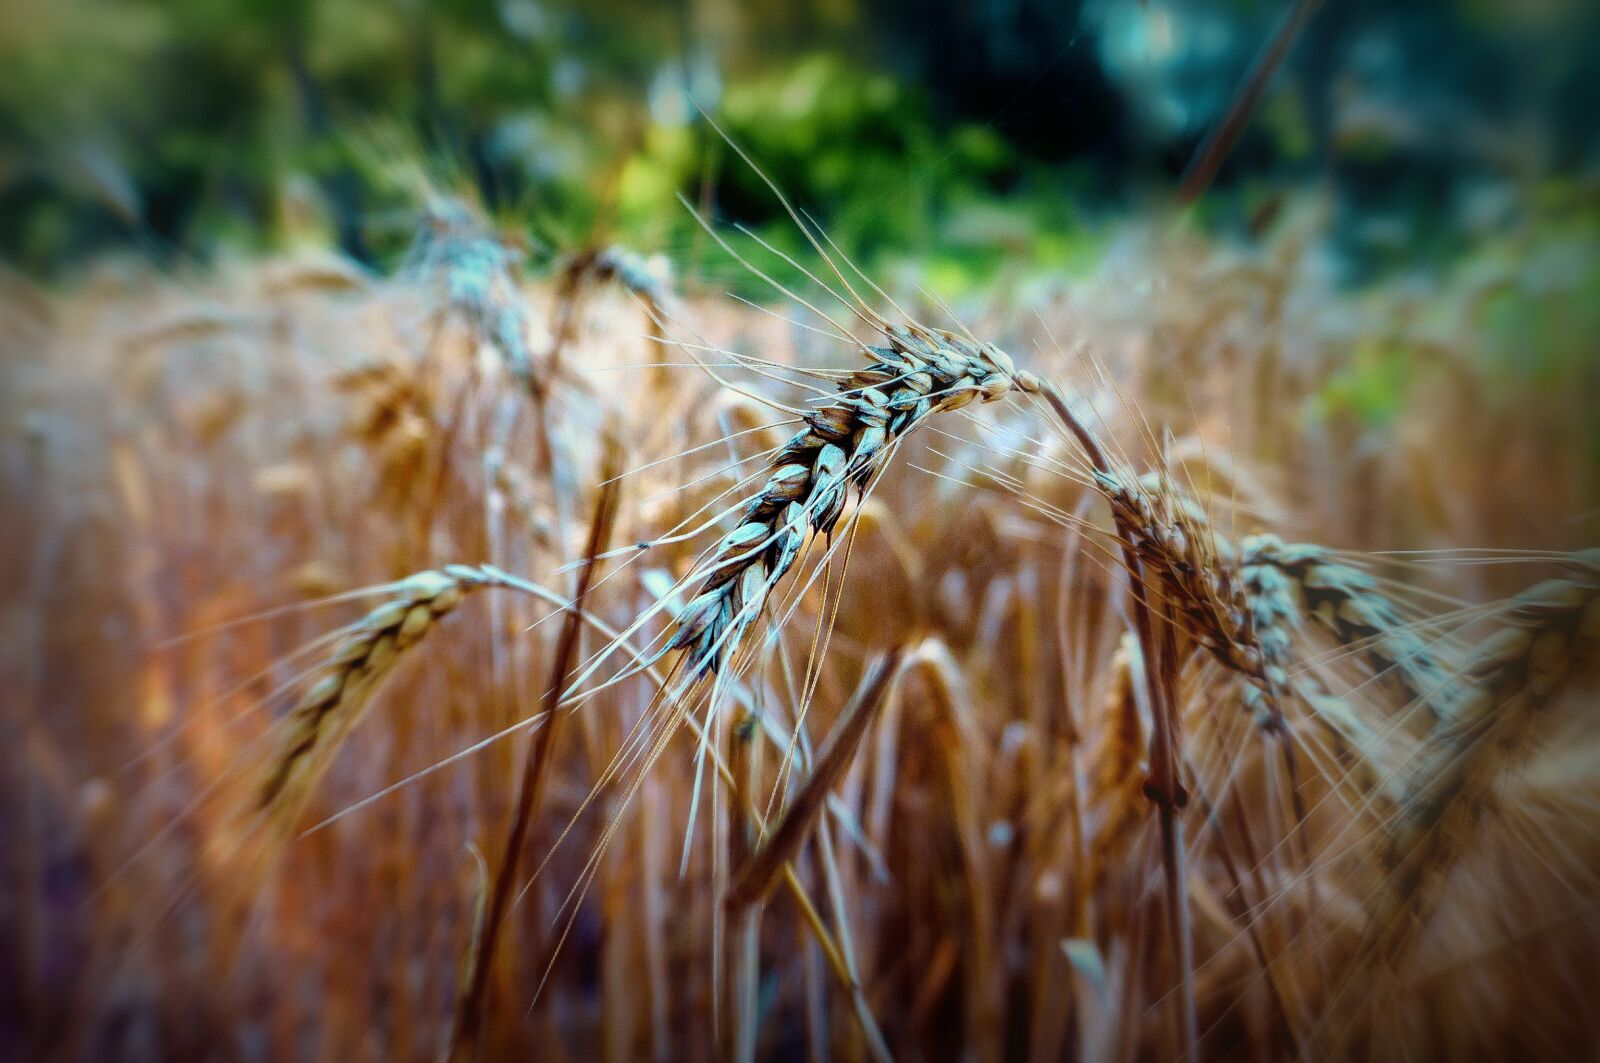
[1314,341,1412,430]
[4,0,1598,324]
[1310,180,1600,461]
[614,54,1106,300]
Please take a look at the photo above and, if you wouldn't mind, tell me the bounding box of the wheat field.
[4,186,1599,1061]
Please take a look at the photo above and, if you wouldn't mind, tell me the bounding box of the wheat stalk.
[724,647,905,908]
[1035,392,1219,1058]
[450,450,621,1061]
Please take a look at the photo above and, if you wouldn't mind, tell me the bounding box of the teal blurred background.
[2,0,1598,297]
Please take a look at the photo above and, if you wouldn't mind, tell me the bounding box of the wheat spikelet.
[666,323,1036,678]
[256,565,502,816]
[1238,533,1299,693]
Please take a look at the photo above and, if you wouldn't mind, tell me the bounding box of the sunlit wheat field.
[7,8,1600,1058]
[5,152,1599,1061]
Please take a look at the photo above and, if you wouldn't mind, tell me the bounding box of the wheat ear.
[1240,534,1460,724]
[666,324,1035,678]
[1083,635,1148,898]
[591,245,674,308]
[1375,555,1599,933]
[410,199,539,386]
[1240,536,1402,805]
[257,565,502,816]
[1310,553,1600,1048]
[1091,470,1275,689]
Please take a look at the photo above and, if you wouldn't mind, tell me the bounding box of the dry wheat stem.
[724,647,905,909]
[360,568,864,1013]
[722,709,762,1063]
[450,442,622,1061]
[1034,380,1205,1060]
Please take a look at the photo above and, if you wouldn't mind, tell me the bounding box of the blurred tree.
[0,0,1596,280]
[868,0,1128,174]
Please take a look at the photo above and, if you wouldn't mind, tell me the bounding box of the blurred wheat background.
[3,1,1599,1060]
